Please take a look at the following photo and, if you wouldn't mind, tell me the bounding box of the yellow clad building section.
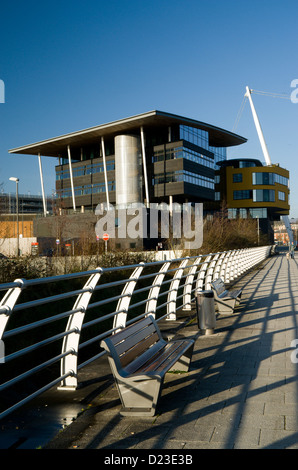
[215,159,290,219]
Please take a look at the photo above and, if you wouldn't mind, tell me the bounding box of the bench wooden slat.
[110,316,154,346]
[115,322,157,356]
[140,341,190,374]
[119,331,160,368]
[124,341,166,374]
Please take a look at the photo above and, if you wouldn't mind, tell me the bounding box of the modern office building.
[0,192,52,239]
[9,111,247,214]
[0,192,52,215]
[215,158,290,241]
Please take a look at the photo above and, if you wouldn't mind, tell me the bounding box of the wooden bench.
[100,315,195,417]
[210,278,242,314]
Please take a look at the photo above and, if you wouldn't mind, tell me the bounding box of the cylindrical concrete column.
[115,135,142,207]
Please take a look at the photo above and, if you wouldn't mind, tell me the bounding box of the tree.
[198,202,269,254]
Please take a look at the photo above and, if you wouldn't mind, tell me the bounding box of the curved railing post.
[224,251,236,284]
[0,279,25,363]
[220,251,232,283]
[195,255,212,292]
[241,248,250,273]
[182,256,202,310]
[166,258,189,320]
[59,268,103,390]
[113,263,145,330]
[213,252,226,280]
[0,279,25,340]
[235,249,244,276]
[205,253,220,289]
[145,261,171,318]
[228,249,239,282]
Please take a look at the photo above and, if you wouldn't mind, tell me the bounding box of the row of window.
[56,161,115,180]
[179,125,209,150]
[229,189,285,202]
[153,170,214,189]
[209,146,227,165]
[252,172,289,186]
[228,208,268,219]
[179,125,227,164]
[215,189,286,202]
[152,146,214,168]
[231,171,288,186]
[57,181,115,198]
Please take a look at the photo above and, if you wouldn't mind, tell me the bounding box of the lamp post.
[9,177,19,257]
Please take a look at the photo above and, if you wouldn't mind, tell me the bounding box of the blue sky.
[1,0,298,217]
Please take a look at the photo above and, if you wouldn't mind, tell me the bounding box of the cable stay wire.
[233,96,247,132]
[250,89,291,100]
[233,88,291,132]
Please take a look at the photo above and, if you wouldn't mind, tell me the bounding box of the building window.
[239,161,258,168]
[57,181,116,198]
[233,190,252,200]
[275,174,289,186]
[56,161,115,180]
[215,192,220,201]
[209,146,227,166]
[228,208,248,219]
[179,125,227,166]
[248,208,268,218]
[179,125,209,149]
[253,189,275,202]
[252,172,288,187]
[233,173,242,183]
[152,146,214,168]
[252,172,274,185]
[278,191,286,201]
[153,170,214,189]
[228,207,268,219]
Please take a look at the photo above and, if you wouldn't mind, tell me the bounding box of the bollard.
[196,290,216,335]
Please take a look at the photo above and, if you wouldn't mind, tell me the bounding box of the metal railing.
[0,245,272,419]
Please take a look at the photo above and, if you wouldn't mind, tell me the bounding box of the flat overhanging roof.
[9,110,247,157]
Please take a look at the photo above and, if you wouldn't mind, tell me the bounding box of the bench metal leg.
[115,376,164,417]
[215,298,236,314]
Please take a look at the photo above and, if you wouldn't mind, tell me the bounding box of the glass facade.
[233,190,252,200]
[58,181,115,199]
[56,160,115,180]
[253,189,275,202]
[179,124,227,167]
[228,208,268,219]
[233,173,242,183]
[179,125,209,149]
[153,170,214,189]
[252,172,288,186]
[209,146,227,166]
[278,191,285,201]
[152,145,214,168]
[239,161,258,168]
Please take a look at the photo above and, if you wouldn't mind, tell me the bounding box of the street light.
[9,177,19,257]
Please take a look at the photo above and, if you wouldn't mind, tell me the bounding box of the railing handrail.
[0,245,272,420]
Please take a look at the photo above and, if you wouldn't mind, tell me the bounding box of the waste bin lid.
[197,290,214,298]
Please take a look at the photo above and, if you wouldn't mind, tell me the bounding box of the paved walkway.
[42,250,298,450]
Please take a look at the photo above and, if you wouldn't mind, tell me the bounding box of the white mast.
[245,85,294,246]
[245,86,271,166]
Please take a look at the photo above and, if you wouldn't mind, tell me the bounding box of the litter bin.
[196,290,216,335]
